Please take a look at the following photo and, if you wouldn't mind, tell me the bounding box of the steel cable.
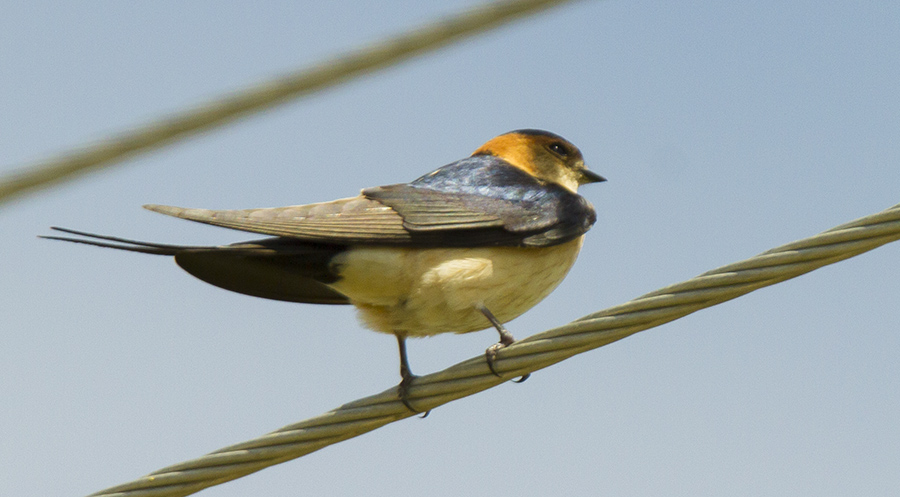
[88,202,900,496]
[0,0,582,206]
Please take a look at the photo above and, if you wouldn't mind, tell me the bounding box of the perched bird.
[44,129,605,411]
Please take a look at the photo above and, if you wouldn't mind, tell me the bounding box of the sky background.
[2,1,899,496]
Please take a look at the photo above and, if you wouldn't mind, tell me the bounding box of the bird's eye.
[548,142,569,159]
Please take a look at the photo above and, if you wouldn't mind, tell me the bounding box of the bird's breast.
[327,236,585,337]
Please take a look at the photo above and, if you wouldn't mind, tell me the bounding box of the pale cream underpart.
[327,236,585,337]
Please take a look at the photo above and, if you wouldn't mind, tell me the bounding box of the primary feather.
[144,156,596,248]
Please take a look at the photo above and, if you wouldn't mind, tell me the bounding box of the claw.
[478,304,529,383]
[485,343,505,378]
[397,374,428,417]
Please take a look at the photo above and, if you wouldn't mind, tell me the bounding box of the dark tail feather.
[41,227,351,304]
[40,227,202,256]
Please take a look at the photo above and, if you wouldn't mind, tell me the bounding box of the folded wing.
[144,183,594,248]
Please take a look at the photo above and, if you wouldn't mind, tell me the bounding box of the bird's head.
[472,129,605,193]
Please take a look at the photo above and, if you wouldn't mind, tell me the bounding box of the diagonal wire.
[0,0,583,207]
[87,202,900,497]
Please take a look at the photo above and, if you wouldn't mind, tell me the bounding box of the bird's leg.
[477,304,530,383]
[396,334,429,416]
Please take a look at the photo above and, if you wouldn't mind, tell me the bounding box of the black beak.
[580,168,607,184]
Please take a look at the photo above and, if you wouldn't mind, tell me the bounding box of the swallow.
[44,129,605,412]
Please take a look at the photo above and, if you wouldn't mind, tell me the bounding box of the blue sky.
[2,2,899,496]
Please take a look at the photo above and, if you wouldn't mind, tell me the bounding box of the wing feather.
[143,197,413,244]
[144,167,596,248]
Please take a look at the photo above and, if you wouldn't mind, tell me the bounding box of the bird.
[43,129,605,412]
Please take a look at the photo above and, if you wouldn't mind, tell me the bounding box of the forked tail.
[40,227,203,256]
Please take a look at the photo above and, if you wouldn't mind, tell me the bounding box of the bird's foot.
[478,304,530,383]
[397,373,430,418]
[485,341,530,383]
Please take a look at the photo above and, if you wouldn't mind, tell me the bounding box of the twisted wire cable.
[0,0,582,206]
[87,202,900,497]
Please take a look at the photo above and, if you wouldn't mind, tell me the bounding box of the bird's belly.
[328,237,584,337]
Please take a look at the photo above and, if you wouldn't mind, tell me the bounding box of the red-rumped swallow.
[44,129,605,411]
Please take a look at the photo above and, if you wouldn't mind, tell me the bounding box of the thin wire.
[0,0,583,206]
[87,202,900,497]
